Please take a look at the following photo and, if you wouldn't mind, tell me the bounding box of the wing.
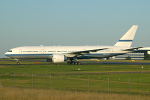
[106,47,144,58]
[92,47,144,58]
[68,48,108,55]
[123,47,143,51]
[109,47,144,57]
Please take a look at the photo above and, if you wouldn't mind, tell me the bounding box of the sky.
[0,0,150,58]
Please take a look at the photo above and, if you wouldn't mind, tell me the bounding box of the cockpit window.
[8,50,12,52]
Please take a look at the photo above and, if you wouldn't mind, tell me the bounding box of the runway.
[1,59,150,65]
[81,61,150,65]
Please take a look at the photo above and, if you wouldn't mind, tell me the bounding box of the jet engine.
[52,54,66,63]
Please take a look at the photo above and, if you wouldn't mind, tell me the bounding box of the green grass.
[1,73,150,95]
[0,60,150,95]
[0,63,149,74]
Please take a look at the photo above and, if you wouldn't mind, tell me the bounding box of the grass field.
[0,60,150,99]
[0,87,150,100]
[0,60,150,74]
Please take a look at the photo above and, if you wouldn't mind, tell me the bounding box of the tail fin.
[114,25,138,47]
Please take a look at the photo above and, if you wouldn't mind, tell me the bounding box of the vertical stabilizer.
[114,25,138,47]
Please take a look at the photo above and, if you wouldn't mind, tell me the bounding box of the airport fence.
[0,72,150,95]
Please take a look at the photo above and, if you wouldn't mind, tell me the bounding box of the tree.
[144,54,150,60]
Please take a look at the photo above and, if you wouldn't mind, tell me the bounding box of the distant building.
[115,53,144,60]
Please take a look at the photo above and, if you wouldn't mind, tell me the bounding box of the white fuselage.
[5,46,131,59]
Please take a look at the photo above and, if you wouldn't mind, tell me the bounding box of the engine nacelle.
[52,54,66,63]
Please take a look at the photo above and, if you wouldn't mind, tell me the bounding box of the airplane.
[5,25,141,64]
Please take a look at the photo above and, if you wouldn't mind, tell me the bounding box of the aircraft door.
[19,49,22,54]
[41,49,45,54]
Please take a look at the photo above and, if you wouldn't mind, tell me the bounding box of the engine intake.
[52,54,66,63]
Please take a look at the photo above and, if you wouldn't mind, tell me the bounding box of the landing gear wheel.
[67,61,70,64]
[17,62,20,65]
[74,62,77,65]
[67,61,73,64]
[73,62,81,65]
[67,61,81,65]
[77,62,81,65]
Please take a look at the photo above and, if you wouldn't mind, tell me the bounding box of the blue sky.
[0,0,150,58]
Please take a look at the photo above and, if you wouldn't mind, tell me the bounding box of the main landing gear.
[67,61,81,65]
[67,57,81,65]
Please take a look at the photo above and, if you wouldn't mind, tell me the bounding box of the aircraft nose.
[5,52,10,57]
[5,52,8,55]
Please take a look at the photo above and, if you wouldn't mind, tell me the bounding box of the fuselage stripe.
[119,40,133,42]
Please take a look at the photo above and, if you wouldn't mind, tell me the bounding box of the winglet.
[114,25,138,47]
